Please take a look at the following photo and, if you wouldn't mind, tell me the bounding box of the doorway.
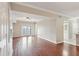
[64,21,69,42]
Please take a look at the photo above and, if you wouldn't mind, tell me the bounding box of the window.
[21,25,31,36]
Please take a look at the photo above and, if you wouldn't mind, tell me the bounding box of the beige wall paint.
[13,20,36,37]
[56,17,64,43]
[13,21,21,37]
[37,19,57,43]
[37,16,65,44]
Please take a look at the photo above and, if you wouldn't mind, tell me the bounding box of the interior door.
[64,22,69,42]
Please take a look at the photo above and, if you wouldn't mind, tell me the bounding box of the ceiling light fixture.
[26,17,30,20]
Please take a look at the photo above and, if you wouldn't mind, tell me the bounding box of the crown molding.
[14,2,72,18]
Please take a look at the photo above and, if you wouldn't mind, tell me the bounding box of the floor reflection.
[63,43,77,56]
[22,36,35,48]
[13,36,78,56]
[63,43,70,56]
[27,36,32,48]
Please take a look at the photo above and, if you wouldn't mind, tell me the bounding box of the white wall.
[37,19,57,43]
[37,16,66,44]
[56,17,64,43]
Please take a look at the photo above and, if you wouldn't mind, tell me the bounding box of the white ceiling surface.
[10,11,49,22]
[20,2,79,17]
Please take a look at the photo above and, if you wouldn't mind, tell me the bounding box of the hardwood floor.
[13,36,79,56]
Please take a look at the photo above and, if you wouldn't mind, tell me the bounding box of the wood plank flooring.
[13,36,79,56]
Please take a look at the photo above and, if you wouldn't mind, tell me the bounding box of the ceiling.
[10,11,49,22]
[18,2,79,17]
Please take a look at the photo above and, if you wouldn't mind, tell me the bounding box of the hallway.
[13,36,79,56]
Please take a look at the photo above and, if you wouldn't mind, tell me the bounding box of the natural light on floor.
[22,36,32,48]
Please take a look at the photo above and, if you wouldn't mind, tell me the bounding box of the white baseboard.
[64,41,76,46]
[76,43,79,46]
[45,39,57,44]
[42,38,63,44]
[38,36,57,44]
[56,41,64,44]
[38,35,63,44]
